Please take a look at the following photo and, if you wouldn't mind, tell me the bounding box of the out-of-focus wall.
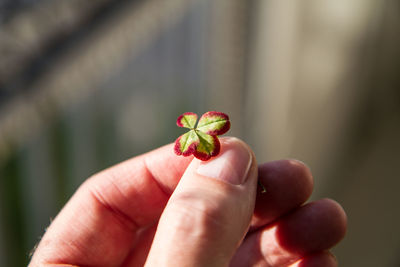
[0,0,244,265]
[247,1,400,266]
[1,0,399,266]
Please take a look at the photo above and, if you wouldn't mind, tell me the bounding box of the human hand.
[29,137,346,267]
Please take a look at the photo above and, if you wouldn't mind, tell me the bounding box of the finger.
[29,143,193,267]
[230,199,347,267]
[121,224,158,267]
[288,251,338,267]
[122,158,315,266]
[145,138,258,267]
[251,160,314,230]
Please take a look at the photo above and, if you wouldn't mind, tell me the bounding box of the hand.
[29,137,346,267]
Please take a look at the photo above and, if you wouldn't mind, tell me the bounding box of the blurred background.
[0,0,399,266]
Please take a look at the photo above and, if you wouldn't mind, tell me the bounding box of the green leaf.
[174,111,230,161]
[197,111,230,135]
[174,130,198,156]
[176,112,198,129]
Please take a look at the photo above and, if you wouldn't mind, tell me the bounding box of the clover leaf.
[174,111,230,161]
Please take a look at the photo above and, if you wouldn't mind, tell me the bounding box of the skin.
[29,137,347,267]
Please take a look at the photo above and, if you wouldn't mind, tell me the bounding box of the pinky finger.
[288,251,337,267]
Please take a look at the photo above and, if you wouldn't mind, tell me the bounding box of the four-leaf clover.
[174,111,230,161]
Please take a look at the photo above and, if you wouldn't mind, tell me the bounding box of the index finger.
[30,143,193,267]
[90,143,194,225]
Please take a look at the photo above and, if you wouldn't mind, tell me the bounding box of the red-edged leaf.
[192,131,220,161]
[196,111,230,135]
[176,112,197,129]
[174,130,199,156]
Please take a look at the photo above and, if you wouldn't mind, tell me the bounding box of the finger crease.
[89,188,139,231]
[142,156,171,200]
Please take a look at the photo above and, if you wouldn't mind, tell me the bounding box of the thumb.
[145,137,258,267]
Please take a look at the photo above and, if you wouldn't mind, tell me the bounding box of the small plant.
[174,111,266,193]
[174,111,230,161]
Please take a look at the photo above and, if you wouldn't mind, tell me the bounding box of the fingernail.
[196,141,252,185]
